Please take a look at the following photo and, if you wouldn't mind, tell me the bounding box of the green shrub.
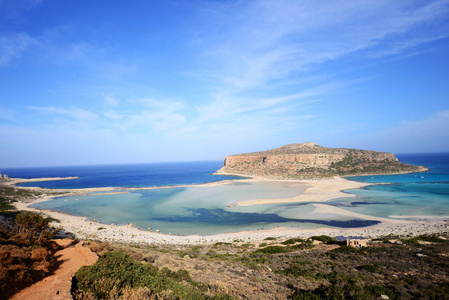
[213,242,232,247]
[236,254,271,269]
[326,246,359,258]
[408,235,447,243]
[275,265,315,278]
[413,281,449,298]
[0,196,15,214]
[402,277,416,285]
[254,246,287,254]
[74,251,205,299]
[363,284,395,299]
[310,235,336,243]
[291,276,395,299]
[287,240,313,250]
[281,238,305,245]
[356,264,378,273]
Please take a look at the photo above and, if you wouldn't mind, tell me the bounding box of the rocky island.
[216,142,427,179]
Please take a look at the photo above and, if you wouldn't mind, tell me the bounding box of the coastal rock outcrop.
[216,143,427,179]
[0,172,9,181]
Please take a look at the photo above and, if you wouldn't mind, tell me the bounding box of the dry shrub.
[116,286,155,300]
[73,290,97,300]
[8,233,32,246]
[0,245,14,263]
[46,240,61,252]
[85,241,110,256]
[0,211,59,298]
[13,211,54,245]
[30,247,49,261]
[74,286,156,300]
[1,244,28,263]
[15,211,49,232]
[129,252,143,262]
[208,282,229,295]
[0,243,55,296]
[92,277,123,299]
[155,289,176,300]
[0,266,8,283]
[13,268,33,287]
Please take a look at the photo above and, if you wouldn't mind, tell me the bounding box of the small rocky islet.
[216,142,427,179]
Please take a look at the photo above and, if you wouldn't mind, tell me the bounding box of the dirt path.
[11,239,98,300]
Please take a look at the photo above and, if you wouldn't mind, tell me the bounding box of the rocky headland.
[216,142,427,179]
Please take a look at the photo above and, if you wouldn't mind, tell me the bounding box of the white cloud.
[197,0,449,91]
[0,33,35,65]
[103,95,119,108]
[102,95,123,120]
[27,106,98,123]
[0,0,42,20]
[2,0,448,167]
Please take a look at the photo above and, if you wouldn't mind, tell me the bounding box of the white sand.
[6,176,449,245]
[6,176,80,184]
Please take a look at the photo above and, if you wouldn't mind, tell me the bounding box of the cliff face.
[216,143,427,179]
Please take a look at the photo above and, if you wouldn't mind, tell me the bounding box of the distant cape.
[216,143,427,179]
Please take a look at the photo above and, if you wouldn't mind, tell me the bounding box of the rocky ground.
[79,234,449,299]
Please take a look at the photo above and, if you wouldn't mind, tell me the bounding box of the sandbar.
[6,176,80,185]
[235,177,370,206]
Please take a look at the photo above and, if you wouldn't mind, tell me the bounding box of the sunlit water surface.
[22,153,449,235]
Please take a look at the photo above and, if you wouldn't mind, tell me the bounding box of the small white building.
[347,238,367,248]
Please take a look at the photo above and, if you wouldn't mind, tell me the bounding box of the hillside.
[216,143,427,179]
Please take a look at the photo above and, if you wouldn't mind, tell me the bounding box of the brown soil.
[10,239,97,300]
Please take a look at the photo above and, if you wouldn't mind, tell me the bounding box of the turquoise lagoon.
[28,153,449,235]
[337,153,449,219]
[31,181,379,235]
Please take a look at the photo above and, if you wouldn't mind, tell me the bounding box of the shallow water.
[337,153,449,219]
[27,153,449,235]
[32,181,379,235]
[330,182,449,219]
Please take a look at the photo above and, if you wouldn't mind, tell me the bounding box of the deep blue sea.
[3,153,449,235]
[1,160,243,189]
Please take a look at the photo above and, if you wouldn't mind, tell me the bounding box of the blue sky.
[1,0,449,168]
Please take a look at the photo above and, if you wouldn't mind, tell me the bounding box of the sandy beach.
[6,176,449,245]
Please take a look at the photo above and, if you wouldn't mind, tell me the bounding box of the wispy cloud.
[0,0,42,20]
[183,0,449,150]
[27,106,98,123]
[0,0,43,65]
[0,33,34,65]
[196,0,449,92]
[1,0,448,166]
